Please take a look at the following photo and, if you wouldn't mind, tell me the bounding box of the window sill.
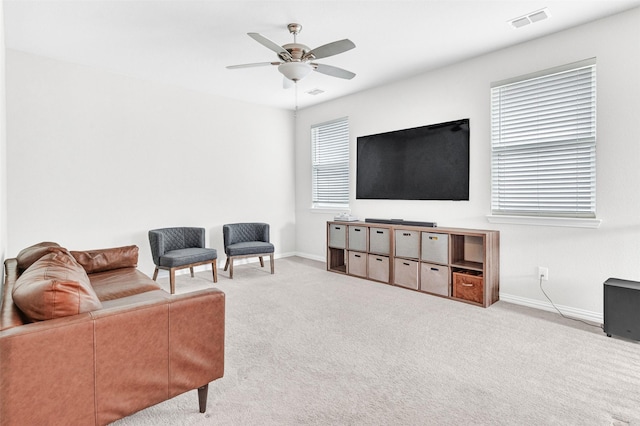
[486,215,602,229]
[309,206,350,214]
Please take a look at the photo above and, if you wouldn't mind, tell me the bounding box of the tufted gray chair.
[222,223,274,279]
[148,227,218,294]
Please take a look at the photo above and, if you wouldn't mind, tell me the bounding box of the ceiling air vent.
[509,8,550,29]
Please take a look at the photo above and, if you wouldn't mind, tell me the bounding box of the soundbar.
[365,218,437,227]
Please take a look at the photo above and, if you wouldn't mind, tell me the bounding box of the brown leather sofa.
[0,242,225,425]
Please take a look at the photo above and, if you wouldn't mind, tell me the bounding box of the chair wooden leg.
[259,256,264,267]
[198,384,209,414]
[153,267,159,281]
[190,266,195,278]
[170,268,176,294]
[270,254,274,274]
[212,261,218,283]
[229,258,234,279]
[224,258,230,271]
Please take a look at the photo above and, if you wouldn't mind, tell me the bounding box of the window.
[490,59,596,219]
[311,117,350,209]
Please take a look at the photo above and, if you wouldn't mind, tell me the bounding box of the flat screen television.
[356,118,470,201]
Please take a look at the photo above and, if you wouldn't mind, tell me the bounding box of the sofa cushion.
[71,245,139,274]
[90,268,161,301]
[15,241,65,272]
[12,250,103,321]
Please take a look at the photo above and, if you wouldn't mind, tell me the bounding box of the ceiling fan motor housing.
[280,43,311,62]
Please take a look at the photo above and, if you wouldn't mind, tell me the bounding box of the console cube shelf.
[326,221,500,308]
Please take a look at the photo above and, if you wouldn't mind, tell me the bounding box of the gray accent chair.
[149,227,218,294]
[222,223,275,279]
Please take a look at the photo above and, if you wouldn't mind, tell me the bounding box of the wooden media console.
[326,221,500,308]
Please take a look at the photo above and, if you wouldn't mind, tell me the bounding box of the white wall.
[0,2,7,277]
[295,8,640,320]
[6,50,296,276]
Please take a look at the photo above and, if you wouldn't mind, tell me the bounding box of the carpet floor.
[112,257,640,425]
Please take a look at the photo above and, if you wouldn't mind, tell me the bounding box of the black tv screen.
[356,119,470,201]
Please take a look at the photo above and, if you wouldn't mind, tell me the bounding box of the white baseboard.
[293,252,325,263]
[499,292,603,324]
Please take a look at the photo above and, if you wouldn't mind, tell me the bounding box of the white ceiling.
[4,0,640,110]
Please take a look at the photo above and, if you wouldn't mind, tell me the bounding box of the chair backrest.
[148,227,206,265]
[223,223,270,248]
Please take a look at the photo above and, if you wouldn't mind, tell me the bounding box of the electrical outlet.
[538,266,549,281]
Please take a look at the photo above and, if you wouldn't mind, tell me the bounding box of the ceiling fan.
[226,23,356,88]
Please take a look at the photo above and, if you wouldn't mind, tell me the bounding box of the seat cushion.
[158,248,217,268]
[90,268,162,301]
[226,241,274,257]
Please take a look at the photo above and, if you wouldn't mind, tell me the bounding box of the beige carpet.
[113,257,640,425]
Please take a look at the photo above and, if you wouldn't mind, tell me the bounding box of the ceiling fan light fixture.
[278,62,313,82]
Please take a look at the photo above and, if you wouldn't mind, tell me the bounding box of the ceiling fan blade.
[226,62,281,69]
[313,63,356,80]
[304,39,355,60]
[248,32,292,61]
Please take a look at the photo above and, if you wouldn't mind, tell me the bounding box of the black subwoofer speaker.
[604,277,640,341]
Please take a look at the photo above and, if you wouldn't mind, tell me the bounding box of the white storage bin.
[348,251,367,277]
[369,227,390,255]
[420,263,450,296]
[368,254,390,283]
[348,226,367,252]
[421,232,449,265]
[328,224,347,249]
[395,230,420,259]
[394,258,419,290]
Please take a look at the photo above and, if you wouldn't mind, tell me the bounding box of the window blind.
[311,117,350,208]
[491,60,596,218]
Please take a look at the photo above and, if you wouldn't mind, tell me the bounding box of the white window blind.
[311,117,350,208]
[491,59,596,218]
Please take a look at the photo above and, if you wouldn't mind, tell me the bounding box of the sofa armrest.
[0,313,98,425]
[89,288,225,425]
[167,289,225,397]
[1,258,29,330]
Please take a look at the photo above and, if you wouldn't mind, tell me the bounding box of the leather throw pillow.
[12,250,102,321]
[71,245,139,274]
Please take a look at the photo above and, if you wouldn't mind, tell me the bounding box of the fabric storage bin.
[348,226,367,252]
[395,230,420,259]
[368,254,390,283]
[453,271,484,304]
[369,227,390,255]
[348,251,367,277]
[421,232,448,265]
[328,224,347,249]
[394,258,419,289]
[420,263,450,296]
